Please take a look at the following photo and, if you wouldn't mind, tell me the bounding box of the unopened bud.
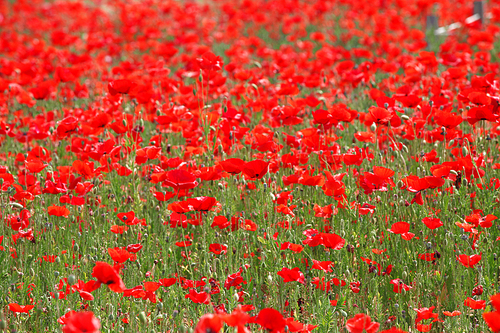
[138,311,147,324]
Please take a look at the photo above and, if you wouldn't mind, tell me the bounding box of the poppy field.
[3,0,500,332]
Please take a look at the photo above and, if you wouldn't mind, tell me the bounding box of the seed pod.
[67,275,76,286]
[138,311,147,324]
[156,302,163,311]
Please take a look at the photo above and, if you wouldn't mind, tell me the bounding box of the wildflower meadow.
[1,0,500,332]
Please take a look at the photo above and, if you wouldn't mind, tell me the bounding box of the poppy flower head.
[163,169,198,191]
[197,52,223,72]
[254,308,286,332]
[346,313,380,333]
[108,79,135,96]
[91,262,125,293]
[194,313,223,333]
[61,311,100,333]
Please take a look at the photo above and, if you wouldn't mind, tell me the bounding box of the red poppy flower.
[25,159,47,173]
[108,247,131,263]
[30,84,51,100]
[303,232,345,250]
[209,243,227,255]
[8,209,31,231]
[163,169,198,191]
[48,205,70,218]
[219,158,245,174]
[153,191,176,202]
[422,217,443,230]
[311,260,334,272]
[197,52,223,71]
[390,279,412,293]
[443,311,461,317]
[110,225,128,234]
[159,278,177,288]
[211,215,231,229]
[464,297,485,310]
[277,267,305,284]
[144,281,160,292]
[467,105,498,125]
[221,305,251,330]
[126,243,143,253]
[490,293,500,311]
[280,242,304,253]
[434,111,463,129]
[72,160,95,179]
[414,306,438,323]
[387,222,410,234]
[117,211,139,225]
[224,270,244,289]
[254,308,286,332]
[194,314,223,333]
[482,293,500,331]
[346,313,380,333]
[472,285,483,296]
[187,196,217,211]
[9,303,34,313]
[185,289,210,304]
[62,311,100,333]
[91,262,126,293]
[369,106,392,125]
[241,159,269,180]
[108,79,135,96]
[483,311,500,332]
[284,317,318,332]
[79,291,94,301]
[56,116,79,138]
[457,254,482,268]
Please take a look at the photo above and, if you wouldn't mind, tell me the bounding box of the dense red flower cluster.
[1,0,500,332]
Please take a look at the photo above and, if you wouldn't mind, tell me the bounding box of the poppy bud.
[54,271,60,277]
[370,123,377,132]
[67,275,76,286]
[156,302,163,311]
[138,311,147,324]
